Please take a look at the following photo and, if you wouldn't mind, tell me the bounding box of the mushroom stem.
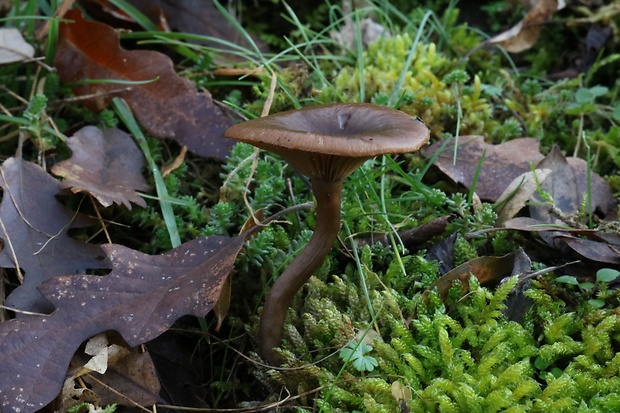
[259,179,343,365]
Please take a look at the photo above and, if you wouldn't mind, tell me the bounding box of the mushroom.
[224,102,430,365]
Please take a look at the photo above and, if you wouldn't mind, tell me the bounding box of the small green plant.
[564,85,611,117]
[339,340,379,373]
[555,268,620,309]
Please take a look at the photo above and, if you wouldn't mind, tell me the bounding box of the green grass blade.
[106,0,159,31]
[388,10,434,108]
[112,97,181,248]
[342,221,375,321]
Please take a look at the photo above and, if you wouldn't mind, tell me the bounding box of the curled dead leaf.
[489,0,566,53]
[495,168,552,225]
[423,250,526,301]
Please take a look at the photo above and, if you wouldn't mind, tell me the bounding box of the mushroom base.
[258,179,343,365]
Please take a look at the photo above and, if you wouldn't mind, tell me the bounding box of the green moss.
[258,249,620,413]
[316,34,496,136]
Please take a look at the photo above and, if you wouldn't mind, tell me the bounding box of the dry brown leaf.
[529,145,578,224]
[554,234,620,265]
[0,235,245,412]
[161,146,188,179]
[51,126,149,209]
[502,217,620,265]
[503,217,580,232]
[489,0,566,53]
[425,138,617,220]
[496,168,551,224]
[567,156,617,217]
[64,332,161,409]
[54,9,235,160]
[422,136,545,201]
[424,250,523,301]
[83,348,161,407]
[80,0,267,61]
[59,376,99,412]
[0,157,110,314]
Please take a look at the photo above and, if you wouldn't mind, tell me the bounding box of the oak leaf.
[0,157,110,314]
[51,126,149,209]
[54,9,235,160]
[0,235,245,413]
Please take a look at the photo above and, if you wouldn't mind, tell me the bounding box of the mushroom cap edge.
[224,102,430,158]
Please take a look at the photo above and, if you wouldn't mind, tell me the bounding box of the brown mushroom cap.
[224,103,430,182]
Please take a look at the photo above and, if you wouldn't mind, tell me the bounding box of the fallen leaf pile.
[423,135,619,266]
[54,9,235,160]
[0,126,246,412]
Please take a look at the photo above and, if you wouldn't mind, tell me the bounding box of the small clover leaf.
[339,340,378,372]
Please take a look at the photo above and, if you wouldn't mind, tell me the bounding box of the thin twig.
[0,217,23,283]
[90,195,112,244]
[0,304,46,316]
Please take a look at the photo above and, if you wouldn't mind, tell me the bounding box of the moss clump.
[316,34,495,137]
[263,247,620,413]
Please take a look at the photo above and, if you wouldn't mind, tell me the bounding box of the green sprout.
[555,268,620,309]
[339,340,379,372]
